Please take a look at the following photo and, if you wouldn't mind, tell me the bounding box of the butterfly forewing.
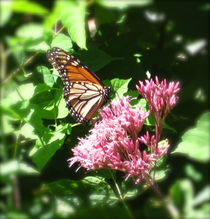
[47,47,111,123]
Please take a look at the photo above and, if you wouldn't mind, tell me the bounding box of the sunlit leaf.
[9,0,48,16]
[169,179,194,215]
[30,125,67,170]
[172,112,210,162]
[51,33,72,51]
[16,23,44,40]
[28,41,50,52]
[19,123,38,140]
[37,66,55,87]
[111,78,132,98]
[185,164,202,182]
[0,160,39,176]
[1,115,15,134]
[99,0,152,9]
[15,83,35,101]
[57,0,87,49]
[0,0,12,27]
[193,186,210,206]
[57,96,69,119]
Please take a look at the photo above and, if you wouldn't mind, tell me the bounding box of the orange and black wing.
[46,47,111,123]
[47,47,103,85]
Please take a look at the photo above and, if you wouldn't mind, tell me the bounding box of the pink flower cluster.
[68,77,180,184]
[136,77,180,122]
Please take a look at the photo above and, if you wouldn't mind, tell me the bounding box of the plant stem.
[2,52,39,84]
[110,171,134,219]
[144,175,179,219]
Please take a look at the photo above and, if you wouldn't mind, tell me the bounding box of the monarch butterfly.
[46,47,111,123]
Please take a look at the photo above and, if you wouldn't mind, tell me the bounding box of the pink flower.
[68,97,169,184]
[69,77,180,184]
[136,77,180,143]
[136,77,180,120]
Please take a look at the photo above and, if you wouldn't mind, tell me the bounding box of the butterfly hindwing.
[47,47,111,123]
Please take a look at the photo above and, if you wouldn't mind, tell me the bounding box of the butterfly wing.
[47,47,111,123]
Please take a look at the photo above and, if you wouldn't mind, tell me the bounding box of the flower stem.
[110,171,134,219]
[144,175,179,219]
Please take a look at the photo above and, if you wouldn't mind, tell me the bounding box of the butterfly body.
[47,47,111,123]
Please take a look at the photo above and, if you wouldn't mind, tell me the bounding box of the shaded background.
[0,0,209,219]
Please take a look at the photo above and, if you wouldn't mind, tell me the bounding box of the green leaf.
[33,83,51,96]
[1,83,35,108]
[1,114,15,134]
[37,66,55,87]
[0,0,12,27]
[9,0,48,16]
[169,179,194,215]
[16,23,44,40]
[0,160,39,176]
[28,41,50,52]
[43,4,59,32]
[57,96,69,119]
[57,0,87,49]
[172,112,210,162]
[82,176,117,205]
[18,123,38,140]
[30,125,66,170]
[17,83,35,100]
[193,186,210,206]
[82,176,106,186]
[111,78,132,98]
[51,33,72,51]
[99,0,152,9]
[185,164,202,182]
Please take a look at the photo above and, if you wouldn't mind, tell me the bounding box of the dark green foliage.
[0,1,209,219]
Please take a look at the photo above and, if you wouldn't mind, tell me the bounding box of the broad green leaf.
[1,115,15,134]
[16,23,44,40]
[24,107,47,137]
[111,78,132,98]
[82,176,117,205]
[43,3,59,32]
[57,0,87,49]
[82,176,106,185]
[193,186,210,206]
[30,103,56,120]
[6,36,26,64]
[33,83,51,96]
[0,0,12,27]
[9,0,48,16]
[28,41,50,52]
[172,112,210,162]
[30,125,66,170]
[1,84,35,109]
[169,179,194,215]
[37,66,54,87]
[57,96,69,119]
[18,123,38,140]
[124,188,139,199]
[51,33,72,51]
[185,164,202,182]
[169,180,210,218]
[100,0,152,9]
[1,83,34,107]
[17,83,35,100]
[0,160,39,176]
